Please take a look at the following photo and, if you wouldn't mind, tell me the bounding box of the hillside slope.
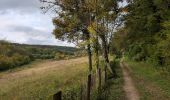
[0,57,88,99]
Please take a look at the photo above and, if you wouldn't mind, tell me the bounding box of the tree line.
[40,0,126,72]
[0,41,79,71]
[41,0,170,73]
[40,0,169,99]
[112,0,170,71]
[0,41,32,71]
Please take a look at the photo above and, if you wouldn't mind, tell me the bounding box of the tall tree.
[40,0,95,73]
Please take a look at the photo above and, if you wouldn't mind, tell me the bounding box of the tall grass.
[0,58,88,100]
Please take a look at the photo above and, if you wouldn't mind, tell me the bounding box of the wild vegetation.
[0,41,32,71]
[0,56,126,100]
[0,41,79,71]
[111,0,170,99]
[126,58,170,100]
[0,57,88,99]
[0,0,169,99]
[40,0,127,99]
[39,0,170,99]
[112,0,170,72]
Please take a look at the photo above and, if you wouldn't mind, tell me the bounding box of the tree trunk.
[87,74,92,100]
[98,68,101,90]
[94,37,99,70]
[87,43,92,72]
[83,29,92,100]
[83,29,93,72]
[94,37,101,89]
[104,64,107,83]
[100,35,113,74]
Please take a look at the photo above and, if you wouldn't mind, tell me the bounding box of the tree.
[40,1,98,99]
[40,0,95,73]
[87,0,126,77]
[119,0,170,70]
[40,1,127,98]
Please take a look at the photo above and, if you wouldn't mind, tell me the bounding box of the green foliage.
[112,29,127,56]
[54,52,67,60]
[15,44,78,59]
[126,58,170,99]
[92,58,126,100]
[0,41,32,71]
[0,41,78,71]
[112,0,170,71]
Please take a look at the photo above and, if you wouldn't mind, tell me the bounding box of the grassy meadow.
[0,56,126,100]
[0,57,88,100]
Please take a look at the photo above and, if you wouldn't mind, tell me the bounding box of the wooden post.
[80,84,83,100]
[53,91,62,100]
[91,74,96,88]
[98,68,101,90]
[87,74,92,100]
[104,64,107,83]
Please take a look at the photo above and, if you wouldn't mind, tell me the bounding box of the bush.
[55,52,66,60]
[0,42,32,71]
[0,54,32,71]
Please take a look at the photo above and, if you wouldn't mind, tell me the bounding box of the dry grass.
[0,57,88,100]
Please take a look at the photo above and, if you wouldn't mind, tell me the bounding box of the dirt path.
[120,59,140,100]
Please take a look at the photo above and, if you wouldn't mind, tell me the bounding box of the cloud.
[0,0,40,12]
[0,25,74,46]
[9,25,51,39]
[0,0,74,47]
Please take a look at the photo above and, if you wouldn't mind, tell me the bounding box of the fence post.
[104,65,107,83]
[91,74,96,88]
[80,84,83,100]
[53,91,62,100]
[98,68,101,90]
[87,74,92,100]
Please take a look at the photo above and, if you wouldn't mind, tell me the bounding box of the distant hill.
[0,40,79,71]
[12,43,78,54]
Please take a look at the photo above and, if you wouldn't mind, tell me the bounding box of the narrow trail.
[120,59,140,100]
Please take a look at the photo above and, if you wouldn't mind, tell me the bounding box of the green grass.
[0,58,88,100]
[94,59,126,100]
[0,56,126,100]
[125,58,170,100]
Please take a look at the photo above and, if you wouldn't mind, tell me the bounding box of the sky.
[0,0,74,47]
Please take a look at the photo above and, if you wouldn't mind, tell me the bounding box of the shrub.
[0,42,32,71]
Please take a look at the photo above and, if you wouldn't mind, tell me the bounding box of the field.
[1,0,170,100]
[1,43,170,100]
[0,56,127,100]
[0,57,88,100]
[0,41,80,71]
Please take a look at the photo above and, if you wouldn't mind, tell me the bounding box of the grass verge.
[0,57,126,100]
[125,58,170,100]
[94,59,126,100]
